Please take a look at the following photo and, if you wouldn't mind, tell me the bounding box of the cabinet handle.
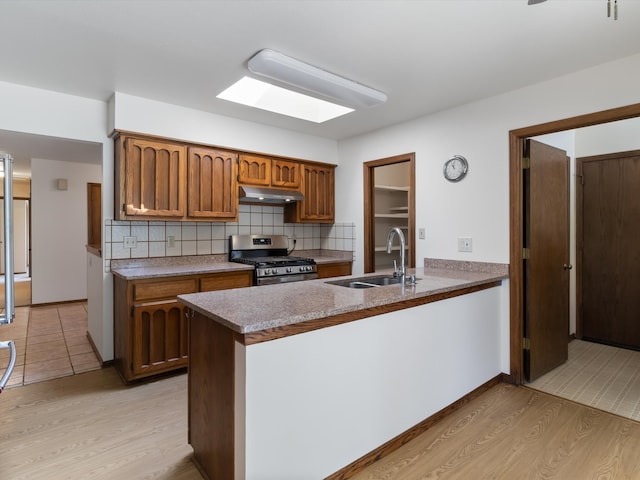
[563,264,573,270]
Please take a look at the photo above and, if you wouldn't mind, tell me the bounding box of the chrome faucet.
[386,226,406,281]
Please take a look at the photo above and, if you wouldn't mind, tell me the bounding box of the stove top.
[233,256,316,267]
[228,235,318,285]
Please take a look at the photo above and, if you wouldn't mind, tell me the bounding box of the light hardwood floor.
[349,383,640,480]
[0,368,202,480]
[3,371,640,479]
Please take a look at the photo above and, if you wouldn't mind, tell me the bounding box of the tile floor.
[0,302,101,388]
[527,339,640,422]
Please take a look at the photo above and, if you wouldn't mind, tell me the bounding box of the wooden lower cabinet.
[316,261,352,279]
[132,300,189,377]
[114,270,252,383]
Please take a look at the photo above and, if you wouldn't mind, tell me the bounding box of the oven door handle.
[0,340,16,393]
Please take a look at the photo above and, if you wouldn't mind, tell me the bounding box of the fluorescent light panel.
[248,49,387,109]
[217,76,353,123]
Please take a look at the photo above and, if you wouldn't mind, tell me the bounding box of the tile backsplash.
[104,204,355,269]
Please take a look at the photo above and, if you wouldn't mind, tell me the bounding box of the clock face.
[443,155,468,182]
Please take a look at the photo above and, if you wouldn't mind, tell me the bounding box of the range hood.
[239,186,304,204]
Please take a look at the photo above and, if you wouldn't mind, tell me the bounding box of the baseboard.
[86,330,111,367]
[30,298,88,308]
[325,374,503,480]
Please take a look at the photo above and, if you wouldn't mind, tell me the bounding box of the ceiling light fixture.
[608,0,619,20]
[247,49,387,109]
[217,76,354,123]
[528,0,619,19]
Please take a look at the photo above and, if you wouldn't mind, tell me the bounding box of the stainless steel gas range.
[228,234,318,286]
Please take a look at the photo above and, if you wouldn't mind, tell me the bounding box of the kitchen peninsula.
[178,260,508,480]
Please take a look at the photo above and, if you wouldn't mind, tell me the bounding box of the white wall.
[575,116,640,157]
[337,53,640,276]
[244,286,503,478]
[31,158,102,303]
[110,92,339,164]
[0,80,113,360]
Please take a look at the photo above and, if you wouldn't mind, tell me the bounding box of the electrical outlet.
[167,235,175,248]
[123,236,137,248]
[418,227,426,240]
[457,237,472,252]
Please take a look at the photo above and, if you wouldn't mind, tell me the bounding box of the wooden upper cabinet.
[188,147,238,220]
[115,132,331,223]
[285,163,335,223]
[271,159,300,189]
[238,155,300,189]
[238,154,271,186]
[118,136,186,218]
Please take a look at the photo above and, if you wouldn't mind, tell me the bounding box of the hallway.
[0,301,101,388]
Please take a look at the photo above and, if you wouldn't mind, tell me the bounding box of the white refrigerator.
[0,153,16,393]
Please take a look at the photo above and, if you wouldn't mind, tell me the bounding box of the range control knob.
[286,267,293,273]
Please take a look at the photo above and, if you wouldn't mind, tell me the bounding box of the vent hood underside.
[239,186,304,204]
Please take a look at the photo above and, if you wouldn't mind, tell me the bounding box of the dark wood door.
[579,150,640,349]
[524,139,570,381]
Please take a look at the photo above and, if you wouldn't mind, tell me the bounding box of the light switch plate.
[457,237,472,252]
[167,235,175,248]
[418,227,426,240]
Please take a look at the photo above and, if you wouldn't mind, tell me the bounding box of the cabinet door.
[271,159,300,188]
[238,154,271,186]
[132,300,188,377]
[298,164,335,222]
[121,137,186,218]
[188,147,238,219]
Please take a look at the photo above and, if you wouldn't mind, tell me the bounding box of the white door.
[0,199,29,275]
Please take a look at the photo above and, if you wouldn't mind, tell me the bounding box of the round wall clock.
[443,155,468,182]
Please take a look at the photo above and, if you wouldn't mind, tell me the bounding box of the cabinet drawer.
[317,262,352,279]
[133,278,198,301]
[200,271,253,292]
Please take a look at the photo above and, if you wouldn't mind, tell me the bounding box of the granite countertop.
[110,255,253,280]
[110,250,354,280]
[178,264,508,335]
[297,249,354,264]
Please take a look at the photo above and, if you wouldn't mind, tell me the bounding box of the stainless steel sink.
[326,275,414,289]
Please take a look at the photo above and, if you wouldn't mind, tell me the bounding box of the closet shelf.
[374,185,410,192]
[375,213,409,219]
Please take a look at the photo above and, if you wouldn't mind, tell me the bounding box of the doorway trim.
[508,102,640,385]
[363,153,416,273]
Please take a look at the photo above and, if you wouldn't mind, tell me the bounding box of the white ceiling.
[0,0,639,174]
